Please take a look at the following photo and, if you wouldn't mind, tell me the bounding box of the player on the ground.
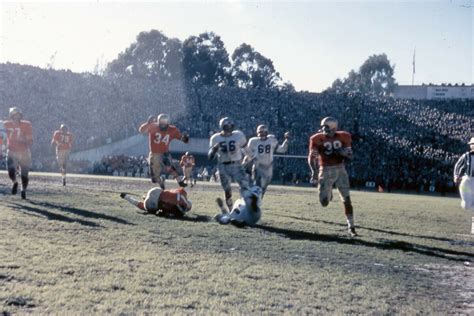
[4,107,33,199]
[209,117,249,211]
[454,137,474,217]
[138,113,189,189]
[51,124,73,186]
[214,185,263,227]
[244,124,290,197]
[308,116,357,237]
[120,187,192,218]
[180,152,195,187]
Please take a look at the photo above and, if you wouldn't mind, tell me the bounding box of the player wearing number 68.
[308,116,357,237]
[244,124,289,197]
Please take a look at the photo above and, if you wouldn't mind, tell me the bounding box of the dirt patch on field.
[415,263,473,314]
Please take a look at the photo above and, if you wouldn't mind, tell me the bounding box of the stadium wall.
[70,135,209,162]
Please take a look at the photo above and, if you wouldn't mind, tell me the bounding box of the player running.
[180,152,195,187]
[214,185,263,227]
[51,124,73,186]
[454,137,474,215]
[209,117,249,211]
[120,187,192,217]
[139,113,189,189]
[244,124,290,197]
[308,116,357,237]
[4,107,33,199]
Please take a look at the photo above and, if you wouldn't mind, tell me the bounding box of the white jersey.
[247,135,288,166]
[210,130,247,163]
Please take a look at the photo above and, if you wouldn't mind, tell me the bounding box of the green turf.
[0,172,472,314]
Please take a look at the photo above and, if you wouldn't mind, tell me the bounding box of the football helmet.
[320,117,338,135]
[157,113,170,130]
[9,107,22,120]
[256,124,269,139]
[219,117,234,133]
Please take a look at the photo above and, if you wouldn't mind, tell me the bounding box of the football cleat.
[348,227,358,237]
[21,190,26,200]
[11,182,18,195]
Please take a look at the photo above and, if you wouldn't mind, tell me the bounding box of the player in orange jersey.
[120,187,192,218]
[139,113,189,189]
[51,124,74,186]
[308,116,357,237]
[4,107,33,199]
[180,152,196,187]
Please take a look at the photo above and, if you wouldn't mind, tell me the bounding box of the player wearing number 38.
[308,116,357,237]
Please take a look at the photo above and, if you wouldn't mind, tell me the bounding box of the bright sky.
[1,0,472,92]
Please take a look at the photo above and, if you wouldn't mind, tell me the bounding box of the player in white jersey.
[214,186,263,227]
[209,117,249,211]
[245,124,290,196]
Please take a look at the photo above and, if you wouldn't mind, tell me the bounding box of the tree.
[328,53,396,95]
[105,30,183,81]
[231,43,282,89]
[182,32,231,86]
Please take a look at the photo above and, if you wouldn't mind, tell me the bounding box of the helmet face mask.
[157,114,170,130]
[320,117,338,136]
[219,117,234,134]
[256,124,269,139]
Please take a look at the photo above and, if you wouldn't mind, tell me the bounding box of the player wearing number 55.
[138,113,189,189]
[308,116,357,237]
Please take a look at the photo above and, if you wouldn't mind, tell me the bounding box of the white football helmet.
[320,117,338,135]
[157,113,170,127]
[219,117,234,133]
[256,124,269,138]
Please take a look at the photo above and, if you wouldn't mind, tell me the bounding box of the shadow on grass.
[153,213,212,223]
[27,200,134,226]
[278,214,462,243]
[8,203,103,228]
[255,224,474,262]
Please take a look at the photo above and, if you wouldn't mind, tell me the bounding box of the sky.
[1,0,472,92]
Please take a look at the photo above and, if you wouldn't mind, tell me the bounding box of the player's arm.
[453,154,467,185]
[336,133,353,160]
[208,138,219,160]
[51,133,57,147]
[308,138,319,182]
[275,132,290,154]
[24,124,33,147]
[138,116,155,133]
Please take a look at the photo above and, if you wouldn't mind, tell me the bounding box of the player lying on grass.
[214,186,263,227]
[120,187,192,218]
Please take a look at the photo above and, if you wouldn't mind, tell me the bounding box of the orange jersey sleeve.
[4,120,33,152]
[148,125,182,154]
[53,131,73,150]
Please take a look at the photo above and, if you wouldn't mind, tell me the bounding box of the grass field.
[0,172,473,314]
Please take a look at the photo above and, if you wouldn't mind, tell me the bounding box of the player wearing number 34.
[308,116,357,237]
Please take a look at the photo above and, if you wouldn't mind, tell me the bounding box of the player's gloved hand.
[181,132,190,144]
[454,176,461,186]
[310,172,318,186]
[147,115,155,124]
[284,132,291,140]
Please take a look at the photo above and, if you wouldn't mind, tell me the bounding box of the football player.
[139,113,189,189]
[4,107,33,199]
[51,124,73,186]
[214,186,263,227]
[244,124,290,197]
[454,137,474,215]
[180,152,196,187]
[120,187,192,217]
[308,116,357,237]
[209,117,249,211]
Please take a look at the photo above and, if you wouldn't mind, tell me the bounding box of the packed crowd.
[1,63,472,193]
